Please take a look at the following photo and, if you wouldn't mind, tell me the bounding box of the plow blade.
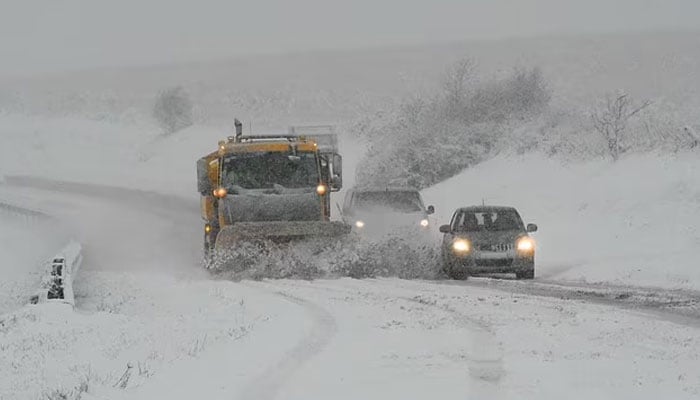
[214,221,351,249]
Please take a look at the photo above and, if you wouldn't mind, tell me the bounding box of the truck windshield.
[354,191,423,213]
[221,152,319,190]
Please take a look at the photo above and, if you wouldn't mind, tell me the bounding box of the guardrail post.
[31,242,82,308]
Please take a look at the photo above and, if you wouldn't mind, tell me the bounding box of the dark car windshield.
[454,209,524,231]
[353,191,423,213]
[221,152,319,189]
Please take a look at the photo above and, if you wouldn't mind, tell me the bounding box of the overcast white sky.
[1,0,699,76]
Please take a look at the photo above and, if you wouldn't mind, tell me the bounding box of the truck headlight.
[213,187,227,199]
[517,237,535,252]
[420,219,429,227]
[452,239,470,253]
[355,220,365,228]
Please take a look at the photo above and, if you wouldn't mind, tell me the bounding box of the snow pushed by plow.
[208,233,442,281]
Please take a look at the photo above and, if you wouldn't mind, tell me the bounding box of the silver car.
[341,187,435,238]
[439,206,538,280]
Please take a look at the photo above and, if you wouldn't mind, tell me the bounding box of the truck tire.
[516,270,534,280]
[203,232,216,268]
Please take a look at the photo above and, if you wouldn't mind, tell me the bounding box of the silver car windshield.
[353,191,423,213]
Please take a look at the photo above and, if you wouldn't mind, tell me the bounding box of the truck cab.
[196,121,347,261]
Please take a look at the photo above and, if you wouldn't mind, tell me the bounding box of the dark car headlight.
[516,237,535,252]
[452,238,471,253]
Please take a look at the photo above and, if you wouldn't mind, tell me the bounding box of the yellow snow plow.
[196,120,350,265]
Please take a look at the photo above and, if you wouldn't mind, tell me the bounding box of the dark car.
[439,206,538,280]
[341,187,435,238]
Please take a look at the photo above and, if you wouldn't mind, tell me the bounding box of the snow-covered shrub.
[591,92,651,160]
[465,67,550,124]
[353,56,698,187]
[152,86,193,134]
[629,103,699,154]
[354,60,551,189]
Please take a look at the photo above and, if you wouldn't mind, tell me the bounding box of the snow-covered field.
[0,114,221,196]
[3,31,699,125]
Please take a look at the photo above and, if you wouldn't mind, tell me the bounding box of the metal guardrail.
[0,200,50,222]
[30,241,83,307]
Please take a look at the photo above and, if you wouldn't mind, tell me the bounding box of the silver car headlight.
[355,220,365,229]
[420,218,429,228]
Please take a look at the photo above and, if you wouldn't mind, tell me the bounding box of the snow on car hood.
[347,209,429,236]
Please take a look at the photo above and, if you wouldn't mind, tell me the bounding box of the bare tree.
[153,86,193,134]
[591,92,651,160]
[442,58,476,120]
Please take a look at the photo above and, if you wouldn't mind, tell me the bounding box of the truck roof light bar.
[233,135,310,143]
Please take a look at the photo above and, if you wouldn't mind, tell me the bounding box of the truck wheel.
[203,232,216,268]
[450,269,469,280]
[516,270,534,280]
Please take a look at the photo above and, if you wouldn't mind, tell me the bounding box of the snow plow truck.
[197,120,350,264]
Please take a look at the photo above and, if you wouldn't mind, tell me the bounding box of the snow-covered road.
[1,178,699,399]
[251,278,700,399]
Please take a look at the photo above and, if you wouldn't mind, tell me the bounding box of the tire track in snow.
[237,283,337,400]
[268,279,506,390]
[402,293,505,384]
[432,276,700,326]
[535,262,584,279]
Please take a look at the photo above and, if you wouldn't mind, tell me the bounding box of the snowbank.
[0,272,261,400]
[423,152,700,290]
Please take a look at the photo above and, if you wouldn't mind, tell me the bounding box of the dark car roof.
[455,206,519,213]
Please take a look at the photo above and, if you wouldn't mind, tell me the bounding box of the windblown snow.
[2,31,700,399]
